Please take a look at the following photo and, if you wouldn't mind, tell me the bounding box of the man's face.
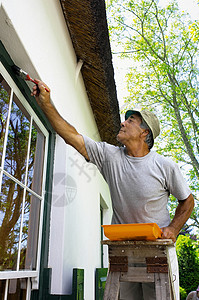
[117,113,144,144]
[197,291,199,297]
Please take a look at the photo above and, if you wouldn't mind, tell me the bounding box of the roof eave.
[60,0,121,145]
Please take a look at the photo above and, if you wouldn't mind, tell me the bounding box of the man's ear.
[142,129,149,137]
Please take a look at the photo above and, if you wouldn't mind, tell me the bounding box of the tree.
[176,235,199,295]
[107,0,199,232]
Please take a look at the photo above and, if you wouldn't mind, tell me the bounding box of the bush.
[180,286,187,300]
[176,235,199,294]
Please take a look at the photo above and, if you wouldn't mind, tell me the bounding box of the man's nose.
[120,120,126,127]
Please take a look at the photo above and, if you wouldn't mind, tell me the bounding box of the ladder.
[102,239,176,300]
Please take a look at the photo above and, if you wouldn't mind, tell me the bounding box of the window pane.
[19,192,41,270]
[0,280,6,299]
[0,74,11,166]
[4,94,30,184]
[7,278,26,300]
[28,122,45,195]
[0,175,23,271]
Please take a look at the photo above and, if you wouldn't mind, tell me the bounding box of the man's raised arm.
[31,79,89,160]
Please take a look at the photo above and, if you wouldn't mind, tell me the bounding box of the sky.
[112,0,199,111]
[159,0,199,20]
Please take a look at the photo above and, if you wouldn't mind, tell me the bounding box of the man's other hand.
[161,226,178,243]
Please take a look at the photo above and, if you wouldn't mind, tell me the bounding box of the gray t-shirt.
[83,136,191,228]
[186,291,199,300]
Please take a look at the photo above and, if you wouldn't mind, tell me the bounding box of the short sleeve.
[166,160,191,201]
[82,135,105,172]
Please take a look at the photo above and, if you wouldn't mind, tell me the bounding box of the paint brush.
[12,64,50,92]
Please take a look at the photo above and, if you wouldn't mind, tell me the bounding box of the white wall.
[1,0,113,298]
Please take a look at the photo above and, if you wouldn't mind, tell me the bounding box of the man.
[186,286,199,300]
[31,80,194,300]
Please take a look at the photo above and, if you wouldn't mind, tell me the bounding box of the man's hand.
[161,194,194,243]
[31,79,51,108]
[161,226,178,242]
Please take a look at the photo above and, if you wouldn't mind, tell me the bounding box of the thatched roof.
[60,0,121,145]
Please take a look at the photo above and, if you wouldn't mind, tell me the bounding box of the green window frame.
[0,41,55,299]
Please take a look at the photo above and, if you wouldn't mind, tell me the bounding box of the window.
[0,62,48,298]
[100,194,109,268]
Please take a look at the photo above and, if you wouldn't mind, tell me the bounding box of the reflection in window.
[0,75,11,166]
[0,280,6,299]
[28,122,45,196]
[7,278,26,300]
[19,192,41,270]
[0,175,22,271]
[4,94,31,184]
[0,278,28,299]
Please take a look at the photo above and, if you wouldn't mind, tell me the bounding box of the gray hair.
[140,119,154,149]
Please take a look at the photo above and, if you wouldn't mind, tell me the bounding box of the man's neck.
[125,142,150,157]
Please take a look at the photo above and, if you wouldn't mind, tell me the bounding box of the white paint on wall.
[48,136,68,293]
